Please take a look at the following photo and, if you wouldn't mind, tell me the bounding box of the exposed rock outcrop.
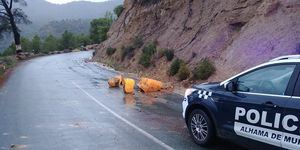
[93,0,300,82]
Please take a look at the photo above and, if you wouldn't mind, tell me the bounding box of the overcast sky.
[46,0,109,4]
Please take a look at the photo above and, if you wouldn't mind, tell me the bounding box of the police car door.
[230,64,296,148]
[280,64,300,149]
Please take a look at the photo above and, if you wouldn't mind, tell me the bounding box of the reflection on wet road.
[0,51,243,150]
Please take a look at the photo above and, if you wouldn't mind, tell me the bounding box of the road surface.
[0,51,241,150]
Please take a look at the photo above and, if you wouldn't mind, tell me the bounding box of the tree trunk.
[1,0,22,54]
[11,21,21,53]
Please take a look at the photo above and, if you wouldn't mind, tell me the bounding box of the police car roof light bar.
[269,55,300,62]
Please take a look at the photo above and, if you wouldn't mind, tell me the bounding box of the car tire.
[188,109,215,146]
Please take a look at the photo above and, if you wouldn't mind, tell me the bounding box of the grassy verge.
[0,56,17,77]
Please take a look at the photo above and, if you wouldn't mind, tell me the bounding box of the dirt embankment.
[92,0,300,85]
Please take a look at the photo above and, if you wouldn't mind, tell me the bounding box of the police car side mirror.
[225,81,236,92]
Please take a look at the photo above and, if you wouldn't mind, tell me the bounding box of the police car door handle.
[262,101,278,108]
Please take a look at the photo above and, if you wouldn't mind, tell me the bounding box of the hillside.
[38,19,91,38]
[0,0,123,52]
[21,0,123,27]
[20,0,123,37]
[92,0,300,83]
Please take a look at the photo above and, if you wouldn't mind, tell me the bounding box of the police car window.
[237,65,295,95]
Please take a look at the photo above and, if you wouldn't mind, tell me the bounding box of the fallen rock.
[138,78,163,93]
[123,78,135,94]
[108,75,124,88]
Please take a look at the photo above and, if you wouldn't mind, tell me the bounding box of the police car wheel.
[188,109,215,146]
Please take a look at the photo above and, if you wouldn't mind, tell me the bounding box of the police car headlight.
[185,88,196,99]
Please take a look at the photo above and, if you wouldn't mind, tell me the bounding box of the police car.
[182,55,300,149]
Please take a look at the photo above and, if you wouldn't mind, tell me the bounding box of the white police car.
[182,55,300,149]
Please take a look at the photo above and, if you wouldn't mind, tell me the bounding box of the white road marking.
[72,82,174,150]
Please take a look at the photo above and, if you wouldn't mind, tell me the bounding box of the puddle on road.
[2,132,9,136]
[19,136,28,139]
[121,92,187,136]
[123,95,136,107]
[136,96,157,106]
[123,93,159,107]
[121,91,183,119]
[91,81,99,86]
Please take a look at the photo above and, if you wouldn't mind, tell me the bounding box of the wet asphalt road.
[0,51,241,150]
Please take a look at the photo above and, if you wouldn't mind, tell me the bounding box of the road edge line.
[72,81,174,150]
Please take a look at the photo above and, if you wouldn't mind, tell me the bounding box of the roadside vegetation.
[114,5,124,17]
[0,56,17,77]
[178,63,190,81]
[164,49,174,61]
[106,47,117,56]
[1,32,91,56]
[121,46,134,61]
[103,35,215,81]
[139,42,157,68]
[0,67,4,76]
[119,36,144,60]
[166,57,215,81]
[192,58,216,80]
[168,58,190,81]
[169,59,183,76]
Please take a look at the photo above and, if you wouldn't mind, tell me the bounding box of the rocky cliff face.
[93,0,300,83]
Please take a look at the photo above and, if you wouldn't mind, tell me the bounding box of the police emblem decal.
[198,90,213,99]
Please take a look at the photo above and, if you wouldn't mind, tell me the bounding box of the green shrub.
[90,18,113,44]
[139,53,152,68]
[121,46,135,60]
[169,59,183,76]
[142,42,156,55]
[132,36,144,49]
[98,26,110,42]
[192,58,216,80]
[114,5,124,17]
[2,57,15,67]
[0,65,5,76]
[178,63,190,81]
[0,57,16,76]
[106,47,117,56]
[1,44,15,56]
[164,49,174,61]
[139,43,156,68]
[120,37,144,61]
